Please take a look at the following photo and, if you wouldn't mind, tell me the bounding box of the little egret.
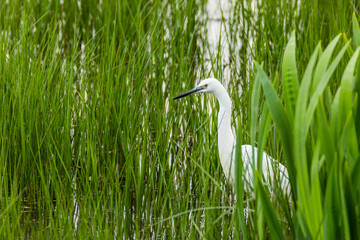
[173,78,290,196]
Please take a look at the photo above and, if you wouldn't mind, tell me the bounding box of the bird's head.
[173,78,222,100]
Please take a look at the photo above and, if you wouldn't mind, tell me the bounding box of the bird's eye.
[204,84,208,88]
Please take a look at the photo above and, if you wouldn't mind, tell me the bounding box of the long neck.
[214,87,235,181]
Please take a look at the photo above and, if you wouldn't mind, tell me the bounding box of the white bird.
[173,78,290,196]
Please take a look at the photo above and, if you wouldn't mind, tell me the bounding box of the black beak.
[173,86,204,100]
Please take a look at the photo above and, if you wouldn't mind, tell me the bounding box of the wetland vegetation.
[1,0,360,239]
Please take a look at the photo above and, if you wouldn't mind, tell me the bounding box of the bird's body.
[174,78,290,196]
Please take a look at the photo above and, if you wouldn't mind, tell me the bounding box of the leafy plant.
[240,13,360,239]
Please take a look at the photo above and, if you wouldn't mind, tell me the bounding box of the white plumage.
[174,78,290,196]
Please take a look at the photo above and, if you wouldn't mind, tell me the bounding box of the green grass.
[0,0,359,239]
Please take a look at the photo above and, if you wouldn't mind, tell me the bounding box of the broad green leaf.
[338,111,354,160]
[234,125,248,239]
[309,144,324,239]
[250,70,274,174]
[294,44,320,202]
[339,47,360,107]
[339,169,351,240]
[330,90,341,141]
[347,112,359,163]
[251,70,261,171]
[311,34,341,93]
[256,172,285,240]
[255,62,295,187]
[257,192,265,240]
[353,13,360,47]
[296,43,321,121]
[305,41,350,132]
[354,66,360,139]
[351,155,360,191]
[295,211,312,239]
[256,97,274,240]
[258,106,271,156]
[343,168,359,239]
[337,46,360,162]
[282,31,299,120]
[250,68,264,239]
[340,48,360,121]
[324,164,341,240]
[315,96,335,168]
[331,47,360,145]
